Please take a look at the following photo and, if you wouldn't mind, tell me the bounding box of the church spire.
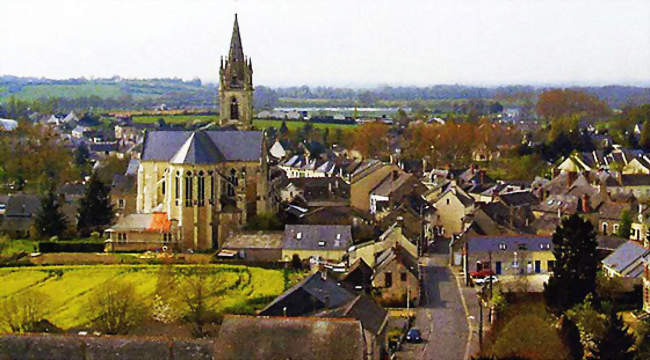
[229,13,245,63]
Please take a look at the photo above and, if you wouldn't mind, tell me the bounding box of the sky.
[1,0,649,87]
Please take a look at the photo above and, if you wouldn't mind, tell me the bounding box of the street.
[397,241,471,360]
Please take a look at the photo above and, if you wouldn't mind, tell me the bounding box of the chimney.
[567,171,577,188]
[581,193,590,213]
[492,189,500,202]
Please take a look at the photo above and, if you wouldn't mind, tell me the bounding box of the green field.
[0,264,291,330]
[132,114,357,131]
[10,84,124,100]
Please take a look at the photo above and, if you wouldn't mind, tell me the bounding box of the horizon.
[1,0,649,87]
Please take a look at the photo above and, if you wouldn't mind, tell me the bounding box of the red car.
[469,269,495,279]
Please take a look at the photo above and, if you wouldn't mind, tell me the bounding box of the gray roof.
[467,235,553,253]
[4,194,40,217]
[214,315,365,360]
[603,240,649,275]
[142,130,263,163]
[125,159,140,176]
[283,225,352,251]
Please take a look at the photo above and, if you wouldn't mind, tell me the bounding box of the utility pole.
[478,291,483,350]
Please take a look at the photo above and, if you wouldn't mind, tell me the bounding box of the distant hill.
[0,76,648,110]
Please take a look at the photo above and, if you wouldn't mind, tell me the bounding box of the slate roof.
[4,194,40,217]
[170,131,225,164]
[620,174,650,187]
[125,159,140,176]
[499,191,539,207]
[222,231,284,249]
[214,315,365,360]
[375,245,419,278]
[316,294,388,335]
[259,271,356,316]
[602,240,649,275]
[141,131,263,163]
[467,235,553,253]
[283,225,352,251]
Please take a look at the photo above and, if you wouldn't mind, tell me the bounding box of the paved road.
[398,241,470,360]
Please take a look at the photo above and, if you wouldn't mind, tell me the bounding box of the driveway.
[397,240,471,360]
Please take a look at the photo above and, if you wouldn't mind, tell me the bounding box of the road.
[398,240,470,360]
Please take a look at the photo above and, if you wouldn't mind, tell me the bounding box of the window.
[185,171,193,207]
[230,97,239,120]
[318,241,326,247]
[209,171,214,203]
[175,172,180,200]
[446,198,450,205]
[602,223,608,235]
[118,199,125,209]
[385,272,392,288]
[613,224,619,233]
[400,272,407,282]
[227,169,237,196]
[499,243,507,250]
[161,180,165,195]
[512,260,519,268]
[197,171,205,207]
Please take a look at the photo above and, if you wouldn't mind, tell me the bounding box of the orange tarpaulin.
[147,212,172,232]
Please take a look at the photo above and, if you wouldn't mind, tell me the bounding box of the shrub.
[490,314,569,360]
[39,242,104,253]
[86,280,146,334]
[0,289,50,333]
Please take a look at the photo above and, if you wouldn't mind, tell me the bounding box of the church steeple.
[219,14,254,129]
[229,14,245,63]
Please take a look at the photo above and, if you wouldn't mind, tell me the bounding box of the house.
[0,194,40,238]
[464,235,555,278]
[213,315,366,360]
[349,161,400,212]
[623,156,650,175]
[281,224,352,262]
[371,245,419,306]
[369,170,425,216]
[259,270,356,317]
[71,125,90,139]
[104,213,178,251]
[602,240,648,289]
[315,294,389,360]
[341,258,374,292]
[348,221,418,268]
[220,231,283,262]
[0,118,18,132]
[280,177,349,207]
[431,185,475,237]
[268,138,286,160]
[110,160,140,219]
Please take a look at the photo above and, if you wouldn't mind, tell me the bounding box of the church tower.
[219,14,253,129]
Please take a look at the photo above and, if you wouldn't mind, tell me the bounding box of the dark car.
[405,328,422,343]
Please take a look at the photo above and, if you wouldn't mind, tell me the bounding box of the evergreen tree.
[35,189,68,238]
[640,119,650,150]
[77,174,114,236]
[617,209,632,239]
[589,309,635,360]
[544,214,599,314]
[74,143,90,167]
[279,120,289,137]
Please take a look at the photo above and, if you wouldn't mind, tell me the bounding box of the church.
[106,15,272,251]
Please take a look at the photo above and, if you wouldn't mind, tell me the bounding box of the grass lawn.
[0,238,38,255]
[131,114,357,131]
[0,264,295,331]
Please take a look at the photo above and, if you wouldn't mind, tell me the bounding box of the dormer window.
[318,241,326,247]
[296,232,302,239]
[499,243,507,250]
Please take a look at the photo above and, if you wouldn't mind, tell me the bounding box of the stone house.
[602,240,648,290]
[281,224,352,262]
[371,245,419,306]
[431,185,476,237]
[348,222,418,268]
[349,161,400,212]
[105,213,178,252]
[464,235,555,277]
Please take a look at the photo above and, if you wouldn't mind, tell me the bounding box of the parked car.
[405,328,422,343]
[474,275,499,286]
[469,269,495,279]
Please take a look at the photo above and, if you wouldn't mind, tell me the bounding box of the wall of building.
[350,164,398,212]
[372,261,419,306]
[467,250,555,276]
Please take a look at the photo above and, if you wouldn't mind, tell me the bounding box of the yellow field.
[0,264,291,330]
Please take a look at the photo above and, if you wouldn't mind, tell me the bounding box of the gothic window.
[161,180,166,195]
[185,171,193,207]
[175,172,180,200]
[209,171,215,203]
[230,97,239,120]
[227,169,238,197]
[197,171,205,207]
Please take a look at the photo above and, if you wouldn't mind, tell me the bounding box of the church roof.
[229,14,245,63]
[170,131,225,164]
[142,130,263,163]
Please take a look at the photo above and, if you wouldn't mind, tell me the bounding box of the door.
[495,261,502,275]
[535,260,541,273]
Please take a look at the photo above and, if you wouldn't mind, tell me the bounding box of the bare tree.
[178,272,218,337]
[87,280,145,334]
[0,289,50,332]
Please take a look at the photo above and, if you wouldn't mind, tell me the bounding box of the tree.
[588,309,635,360]
[0,289,50,333]
[87,280,145,334]
[640,119,650,150]
[77,174,114,236]
[617,209,633,239]
[489,314,569,360]
[179,273,219,337]
[635,319,650,360]
[34,189,68,238]
[544,214,599,314]
[279,120,289,137]
[346,122,390,159]
[73,143,90,167]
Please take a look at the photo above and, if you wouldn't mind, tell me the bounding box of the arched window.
[227,169,237,197]
[230,97,239,120]
[175,171,180,200]
[185,171,193,207]
[602,222,608,235]
[208,171,214,204]
[197,171,205,207]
